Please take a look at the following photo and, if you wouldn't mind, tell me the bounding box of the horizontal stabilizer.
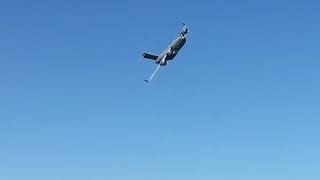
[143,53,158,60]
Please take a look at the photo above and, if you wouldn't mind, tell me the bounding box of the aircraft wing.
[143,53,159,60]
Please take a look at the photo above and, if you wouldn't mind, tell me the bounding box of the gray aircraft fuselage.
[143,25,188,66]
[157,36,186,62]
[142,25,188,82]
[155,35,186,66]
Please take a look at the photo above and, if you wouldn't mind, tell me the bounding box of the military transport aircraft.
[142,24,188,82]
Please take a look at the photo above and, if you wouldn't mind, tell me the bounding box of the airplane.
[142,24,189,82]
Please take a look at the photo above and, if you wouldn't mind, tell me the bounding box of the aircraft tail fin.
[143,53,159,60]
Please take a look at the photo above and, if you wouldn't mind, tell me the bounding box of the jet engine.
[160,61,167,66]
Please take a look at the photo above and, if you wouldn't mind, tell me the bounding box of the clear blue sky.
[1,0,320,179]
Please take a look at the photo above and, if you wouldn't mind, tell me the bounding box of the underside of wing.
[143,53,159,60]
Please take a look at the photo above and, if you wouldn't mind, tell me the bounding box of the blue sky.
[1,0,320,179]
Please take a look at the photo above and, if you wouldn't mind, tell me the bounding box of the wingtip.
[144,80,149,83]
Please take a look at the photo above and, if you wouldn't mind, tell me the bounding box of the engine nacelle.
[160,61,167,66]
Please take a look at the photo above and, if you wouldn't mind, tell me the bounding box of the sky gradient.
[1,0,320,180]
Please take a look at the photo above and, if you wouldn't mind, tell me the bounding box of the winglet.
[144,80,149,83]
